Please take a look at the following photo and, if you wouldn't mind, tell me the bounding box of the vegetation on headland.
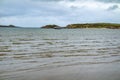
[66,23,120,29]
[41,23,120,29]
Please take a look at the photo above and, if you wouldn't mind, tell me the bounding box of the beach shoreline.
[1,62,120,80]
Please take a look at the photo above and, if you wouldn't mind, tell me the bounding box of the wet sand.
[1,62,120,80]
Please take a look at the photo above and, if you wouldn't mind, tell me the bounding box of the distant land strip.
[0,23,120,29]
[41,23,120,29]
[0,25,19,28]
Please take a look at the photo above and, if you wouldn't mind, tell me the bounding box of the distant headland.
[41,23,120,29]
[0,25,18,28]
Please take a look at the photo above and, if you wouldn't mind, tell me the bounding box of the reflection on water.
[0,28,120,77]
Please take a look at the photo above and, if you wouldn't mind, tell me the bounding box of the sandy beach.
[1,62,120,80]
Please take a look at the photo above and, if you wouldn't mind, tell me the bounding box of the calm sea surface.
[0,28,120,80]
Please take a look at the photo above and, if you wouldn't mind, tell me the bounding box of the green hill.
[66,23,120,29]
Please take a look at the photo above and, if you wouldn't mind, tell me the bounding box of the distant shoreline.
[1,23,120,29]
[0,25,19,28]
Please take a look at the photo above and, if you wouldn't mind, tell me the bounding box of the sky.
[0,0,120,27]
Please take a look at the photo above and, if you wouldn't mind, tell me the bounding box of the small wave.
[0,53,7,56]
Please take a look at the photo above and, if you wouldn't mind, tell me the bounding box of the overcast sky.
[0,0,120,27]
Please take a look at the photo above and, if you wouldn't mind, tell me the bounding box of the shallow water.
[0,28,120,80]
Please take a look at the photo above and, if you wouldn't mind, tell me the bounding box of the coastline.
[1,23,120,29]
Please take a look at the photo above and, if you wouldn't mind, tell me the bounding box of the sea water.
[0,28,120,80]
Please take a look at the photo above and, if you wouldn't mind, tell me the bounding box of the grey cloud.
[70,5,78,9]
[0,0,69,18]
[32,0,120,3]
[0,7,28,17]
[32,0,62,2]
[107,5,119,11]
[32,0,75,2]
[96,0,120,3]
